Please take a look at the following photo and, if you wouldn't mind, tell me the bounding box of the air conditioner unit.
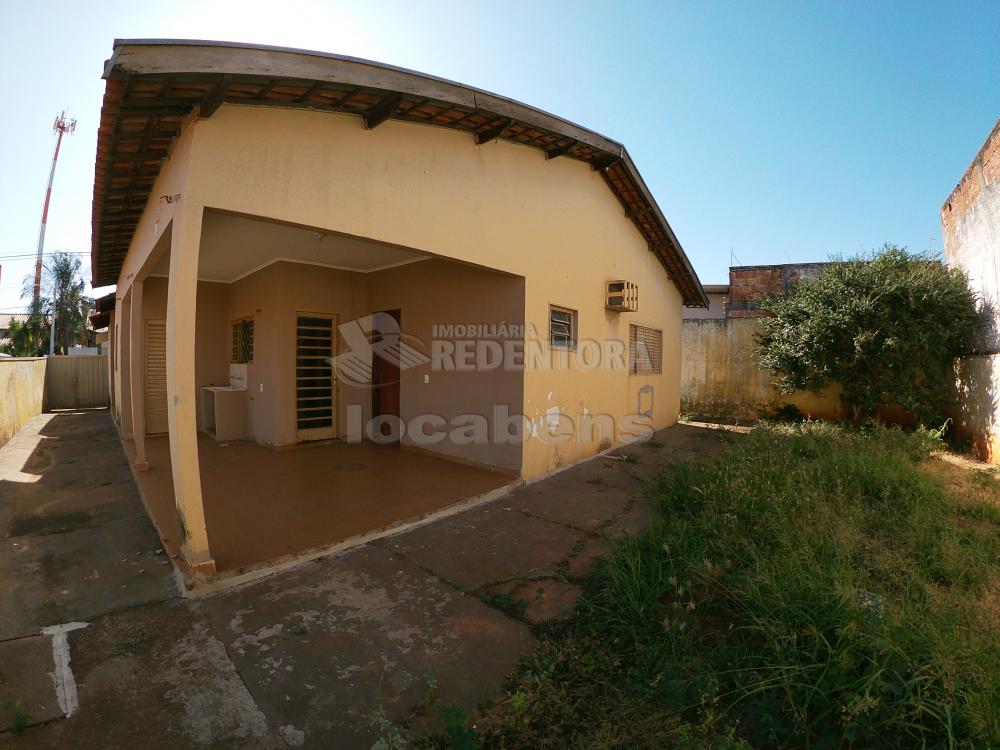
[606,280,638,312]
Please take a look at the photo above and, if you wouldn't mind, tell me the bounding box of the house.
[682,262,831,321]
[942,119,1000,462]
[681,262,841,420]
[683,284,729,320]
[0,314,31,350]
[94,40,706,582]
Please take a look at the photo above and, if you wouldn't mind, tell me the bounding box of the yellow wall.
[115,103,687,480]
[682,318,841,420]
[0,358,47,447]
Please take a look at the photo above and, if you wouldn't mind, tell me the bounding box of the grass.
[470,422,1000,749]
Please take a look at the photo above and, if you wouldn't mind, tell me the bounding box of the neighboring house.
[0,312,51,352]
[725,262,829,317]
[683,284,729,320]
[0,314,30,350]
[94,40,706,580]
[681,265,840,420]
[682,262,829,320]
[942,119,1000,462]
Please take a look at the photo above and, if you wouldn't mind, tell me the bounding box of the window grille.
[232,318,254,363]
[549,306,577,349]
[629,324,662,374]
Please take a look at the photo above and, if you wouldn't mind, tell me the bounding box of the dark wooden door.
[371,309,401,440]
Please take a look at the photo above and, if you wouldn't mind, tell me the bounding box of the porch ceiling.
[148,211,429,282]
[92,39,708,307]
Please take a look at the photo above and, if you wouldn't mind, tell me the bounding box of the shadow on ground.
[0,415,741,748]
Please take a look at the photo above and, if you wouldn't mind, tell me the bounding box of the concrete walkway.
[0,410,736,748]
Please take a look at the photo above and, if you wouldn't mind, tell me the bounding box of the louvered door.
[144,320,169,434]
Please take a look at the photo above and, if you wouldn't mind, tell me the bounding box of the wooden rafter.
[90,42,706,306]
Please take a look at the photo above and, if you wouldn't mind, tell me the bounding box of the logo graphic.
[330,312,430,387]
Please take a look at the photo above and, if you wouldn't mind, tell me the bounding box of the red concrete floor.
[125,435,515,577]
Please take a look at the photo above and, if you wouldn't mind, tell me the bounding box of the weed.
[369,705,408,750]
[471,422,1000,748]
[1,699,28,735]
[622,453,639,464]
[483,591,528,619]
[768,402,805,422]
[647,440,665,449]
[585,477,604,486]
[440,703,480,750]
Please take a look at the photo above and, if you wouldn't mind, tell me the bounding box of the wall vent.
[606,280,638,312]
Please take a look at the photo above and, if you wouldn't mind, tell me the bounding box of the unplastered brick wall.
[941,119,1000,464]
[727,263,830,318]
[941,119,1000,260]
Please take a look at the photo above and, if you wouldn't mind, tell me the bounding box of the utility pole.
[50,295,57,356]
[33,111,76,303]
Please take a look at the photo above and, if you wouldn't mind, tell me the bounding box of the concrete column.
[166,205,216,576]
[117,291,134,440]
[129,280,148,470]
[108,310,121,425]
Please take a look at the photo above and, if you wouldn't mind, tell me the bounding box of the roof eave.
[92,39,707,306]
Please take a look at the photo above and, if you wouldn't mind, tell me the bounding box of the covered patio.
[124,434,515,578]
[113,206,525,583]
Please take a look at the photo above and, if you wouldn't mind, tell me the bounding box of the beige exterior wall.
[0,358,47,448]
[108,102,689,565]
[176,104,682,476]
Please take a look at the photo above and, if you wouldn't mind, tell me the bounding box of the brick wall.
[942,119,1000,266]
[941,119,1000,463]
[727,263,830,318]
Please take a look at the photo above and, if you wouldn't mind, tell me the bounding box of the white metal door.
[295,314,337,442]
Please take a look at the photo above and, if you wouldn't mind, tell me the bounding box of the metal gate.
[45,355,109,409]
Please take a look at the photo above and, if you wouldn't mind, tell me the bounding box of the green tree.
[0,300,49,356]
[756,244,980,424]
[21,252,93,355]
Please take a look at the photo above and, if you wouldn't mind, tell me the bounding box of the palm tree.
[0,299,50,356]
[21,252,94,354]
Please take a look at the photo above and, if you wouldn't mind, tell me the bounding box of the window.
[231,317,254,363]
[629,324,662,374]
[549,306,577,349]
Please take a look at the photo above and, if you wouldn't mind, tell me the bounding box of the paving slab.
[0,514,176,641]
[0,600,281,750]
[0,635,62,731]
[487,578,583,623]
[199,544,535,749]
[0,411,176,641]
[512,470,634,531]
[377,503,585,589]
[564,536,612,579]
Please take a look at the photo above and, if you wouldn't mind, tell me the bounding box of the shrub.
[756,245,980,424]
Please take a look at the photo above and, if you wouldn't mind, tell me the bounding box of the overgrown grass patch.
[473,422,1000,748]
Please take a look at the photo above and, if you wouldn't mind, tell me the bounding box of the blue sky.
[0,0,997,311]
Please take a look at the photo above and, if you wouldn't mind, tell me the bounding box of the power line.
[0,250,89,261]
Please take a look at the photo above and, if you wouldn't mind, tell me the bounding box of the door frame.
[371,309,402,443]
[144,318,169,436]
[294,310,339,443]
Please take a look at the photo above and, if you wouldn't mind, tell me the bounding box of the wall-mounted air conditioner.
[606,280,638,312]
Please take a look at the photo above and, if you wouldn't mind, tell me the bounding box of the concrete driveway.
[0,410,736,748]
